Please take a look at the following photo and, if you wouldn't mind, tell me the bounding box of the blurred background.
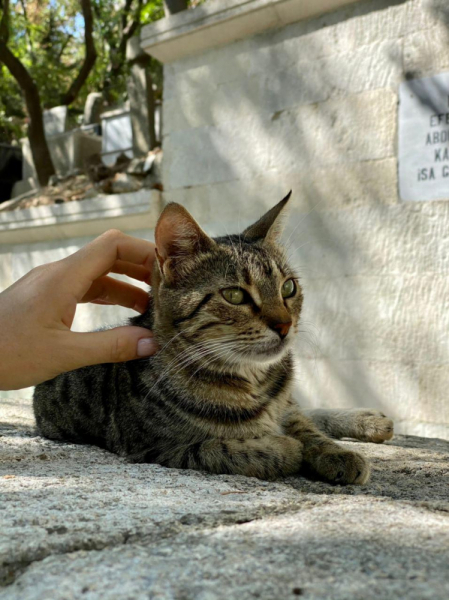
[1,0,448,440]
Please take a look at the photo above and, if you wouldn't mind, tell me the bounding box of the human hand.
[0,229,158,390]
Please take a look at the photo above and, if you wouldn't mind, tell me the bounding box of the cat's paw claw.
[354,410,394,444]
[315,449,370,485]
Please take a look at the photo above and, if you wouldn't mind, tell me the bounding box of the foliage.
[141,0,164,23]
[0,0,169,143]
[0,63,24,142]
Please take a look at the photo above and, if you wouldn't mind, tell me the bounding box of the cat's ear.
[155,203,215,273]
[242,191,292,244]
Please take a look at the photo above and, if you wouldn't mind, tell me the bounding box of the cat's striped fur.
[33,195,393,484]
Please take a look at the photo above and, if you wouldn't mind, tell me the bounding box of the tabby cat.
[33,194,393,484]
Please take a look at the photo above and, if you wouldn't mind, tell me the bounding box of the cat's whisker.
[175,348,234,389]
[283,197,326,248]
[141,343,219,399]
[297,330,321,356]
[298,319,320,334]
[154,322,199,357]
[184,337,253,381]
[143,337,239,399]
[286,240,314,257]
[296,320,322,362]
[186,345,240,384]
[151,340,226,378]
[134,322,203,378]
[221,222,239,257]
[237,198,242,254]
[224,259,230,284]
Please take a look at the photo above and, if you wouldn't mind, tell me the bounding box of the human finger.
[109,260,152,284]
[60,231,156,299]
[81,276,149,313]
[68,326,158,367]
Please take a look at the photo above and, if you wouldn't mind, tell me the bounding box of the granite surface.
[0,397,448,599]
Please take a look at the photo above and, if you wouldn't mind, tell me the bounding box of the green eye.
[281,279,296,298]
[222,288,245,305]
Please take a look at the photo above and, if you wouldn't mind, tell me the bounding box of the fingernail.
[137,338,158,357]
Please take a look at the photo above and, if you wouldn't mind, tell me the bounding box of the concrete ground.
[0,398,448,600]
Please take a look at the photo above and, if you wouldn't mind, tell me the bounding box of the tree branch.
[18,0,35,63]
[59,0,97,106]
[120,0,143,53]
[122,0,134,31]
[109,0,142,77]
[0,0,11,43]
[57,34,74,61]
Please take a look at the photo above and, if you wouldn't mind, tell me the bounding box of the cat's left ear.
[155,202,215,273]
[242,191,291,244]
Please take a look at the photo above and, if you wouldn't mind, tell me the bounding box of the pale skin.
[0,229,158,391]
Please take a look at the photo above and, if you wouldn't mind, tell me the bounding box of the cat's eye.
[281,279,296,298]
[222,288,246,305]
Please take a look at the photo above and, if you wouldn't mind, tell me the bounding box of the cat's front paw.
[314,448,370,485]
[353,410,394,444]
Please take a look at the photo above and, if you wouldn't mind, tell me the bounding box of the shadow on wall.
[162,0,449,437]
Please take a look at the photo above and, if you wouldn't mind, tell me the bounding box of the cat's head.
[151,193,302,366]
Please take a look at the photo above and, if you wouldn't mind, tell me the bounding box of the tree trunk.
[128,59,157,154]
[163,0,188,16]
[146,68,157,150]
[0,42,55,186]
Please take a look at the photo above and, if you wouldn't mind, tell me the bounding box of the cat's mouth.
[240,337,291,363]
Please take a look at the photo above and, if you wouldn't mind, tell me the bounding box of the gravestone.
[399,72,449,201]
[20,131,102,185]
[83,93,103,126]
[101,107,134,166]
[43,106,68,137]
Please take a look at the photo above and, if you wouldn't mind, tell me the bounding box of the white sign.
[399,72,449,201]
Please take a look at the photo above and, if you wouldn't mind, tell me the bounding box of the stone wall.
[2,399,449,598]
[145,0,449,438]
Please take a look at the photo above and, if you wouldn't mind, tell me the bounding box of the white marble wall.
[160,0,449,439]
[3,0,449,439]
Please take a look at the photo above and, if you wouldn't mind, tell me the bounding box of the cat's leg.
[130,435,303,480]
[302,408,394,443]
[283,405,370,485]
[35,415,67,441]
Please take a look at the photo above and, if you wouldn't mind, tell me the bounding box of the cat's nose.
[271,321,292,340]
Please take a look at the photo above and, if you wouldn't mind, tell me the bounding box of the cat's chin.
[237,339,292,365]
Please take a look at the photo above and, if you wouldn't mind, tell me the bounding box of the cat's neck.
[156,338,292,393]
